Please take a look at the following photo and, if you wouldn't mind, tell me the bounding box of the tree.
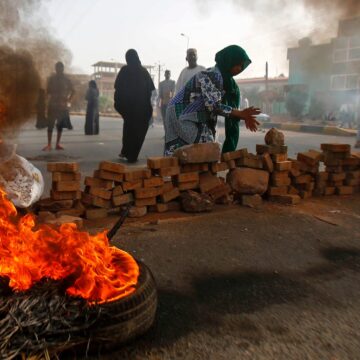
[98,96,113,113]
[308,96,325,120]
[286,90,308,119]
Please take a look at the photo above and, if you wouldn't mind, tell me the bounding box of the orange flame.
[0,187,139,303]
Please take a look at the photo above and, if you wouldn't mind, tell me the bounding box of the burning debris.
[0,186,157,358]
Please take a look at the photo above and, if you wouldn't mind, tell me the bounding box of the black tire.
[90,261,158,346]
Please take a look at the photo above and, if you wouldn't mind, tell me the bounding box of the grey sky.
[45,0,339,81]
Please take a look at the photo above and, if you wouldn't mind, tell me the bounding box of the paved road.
[14,115,357,195]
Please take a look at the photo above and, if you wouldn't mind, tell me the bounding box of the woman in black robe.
[85,80,99,135]
[114,49,155,163]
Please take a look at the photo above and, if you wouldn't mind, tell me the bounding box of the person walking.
[164,45,260,156]
[43,62,74,151]
[85,80,99,135]
[175,48,206,93]
[114,49,155,163]
[158,70,175,124]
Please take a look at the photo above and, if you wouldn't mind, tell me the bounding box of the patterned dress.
[164,66,233,156]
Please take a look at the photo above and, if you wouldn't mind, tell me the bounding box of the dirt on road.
[84,195,360,360]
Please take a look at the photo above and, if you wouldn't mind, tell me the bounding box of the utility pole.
[265,61,269,114]
[154,61,165,89]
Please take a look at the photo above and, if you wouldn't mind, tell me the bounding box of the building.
[287,16,360,118]
[92,61,155,99]
[236,75,288,115]
[68,73,91,112]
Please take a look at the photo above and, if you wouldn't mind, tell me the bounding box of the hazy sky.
[44,0,338,82]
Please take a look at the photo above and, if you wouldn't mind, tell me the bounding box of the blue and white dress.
[164,66,233,156]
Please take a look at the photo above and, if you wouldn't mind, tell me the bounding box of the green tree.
[98,96,112,113]
[286,90,308,119]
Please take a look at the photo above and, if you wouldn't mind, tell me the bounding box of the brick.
[271,171,290,182]
[288,186,299,195]
[329,180,344,187]
[227,160,236,169]
[274,161,292,172]
[81,192,95,206]
[206,184,231,200]
[124,168,151,181]
[149,203,169,213]
[267,186,288,196]
[346,170,360,180]
[271,153,288,162]
[269,194,301,205]
[325,166,344,174]
[143,177,164,188]
[237,154,263,169]
[107,207,121,216]
[122,180,142,191]
[47,162,79,173]
[222,148,248,161]
[135,197,156,207]
[178,181,199,191]
[181,163,208,173]
[89,187,112,200]
[211,162,229,173]
[271,177,291,187]
[304,182,315,192]
[84,176,113,190]
[261,153,274,172]
[160,181,175,193]
[240,194,262,207]
[299,190,312,199]
[112,185,124,197]
[324,187,336,196]
[199,172,222,193]
[342,157,360,166]
[147,157,179,169]
[290,167,301,177]
[95,170,124,182]
[176,172,200,183]
[92,196,112,209]
[52,181,81,192]
[38,198,74,212]
[297,151,322,166]
[256,144,288,155]
[160,188,180,203]
[345,179,359,186]
[329,173,346,182]
[52,172,81,182]
[293,174,313,184]
[135,187,162,199]
[129,206,147,218]
[85,208,108,219]
[321,144,351,153]
[336,186,354,195]
[112,193,134,206]
[99,161,127,174]
[174,142,221,163]
[56,201,86,217]
[298,161,319,174]
[316,172,329,182]
[51,190,81,201]
[157,166,181,177]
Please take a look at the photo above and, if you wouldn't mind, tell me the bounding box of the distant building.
[92,61,155,99]
[236,75,288,115]
[68,73,91,112]
[287,16,360,116]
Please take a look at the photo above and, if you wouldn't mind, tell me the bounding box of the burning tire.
[90,261,158,348]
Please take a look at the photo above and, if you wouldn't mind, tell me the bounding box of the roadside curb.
[261,122,356,137]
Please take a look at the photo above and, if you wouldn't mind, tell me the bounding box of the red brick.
[52,172,81,182]
[274,161,292,172]
[89,187,112,200]
[271,153,288,162]
[135,197,156,207]
[112,185,124,197]
[85,208,108,219]
[53,181,81,192]
[293,174,313,184]
[181,163,209,173]
[199,172,222,193]
[157,166,181,177]
[143,177,164,188]
[47,162,79,173]
[262,153,274,172]
[222,148,248,161]
[135,187,162,199]
[211,162,229,173]
[176,172,200,183]
[147,157,179,169]
[159,188,180,203]
[122,180,142,191]
[51,190,81,201]
[112,193,134,206]
[335,186,354,195]
[324,187,336,195]
[297,151,322,166]
[267,186,288,196]
[95,169,124,182]
[269,194,301,205]
[124,168,151,181]
[256,144,288,155]
[99,161,127,174]
[178,181,199,191]
[321,144,351,153]
[236,154,263,169]
[329,173,346,182]
[85,176,113,189]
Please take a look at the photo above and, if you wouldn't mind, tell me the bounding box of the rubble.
[227,168,269,195]
[180,190,214,213]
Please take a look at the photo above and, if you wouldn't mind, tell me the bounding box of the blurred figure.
[43,62,74,151]
[85,80,99,135]
[175,48,206,93]
[35,89,47,129]
[164,45,260,156]
[114,49,155,163]
[158,70,175,124]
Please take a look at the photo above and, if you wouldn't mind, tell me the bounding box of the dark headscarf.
[125,49,141,67]
[215,45,251,108]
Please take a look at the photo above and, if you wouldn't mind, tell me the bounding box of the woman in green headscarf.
[164,45,260,156]
[215,45,257,152]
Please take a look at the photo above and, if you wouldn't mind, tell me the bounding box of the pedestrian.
[35,89,47,129]
[43,62,74,151]
[175,48,206,93]
[164,45,260,156]
[158,70,175,125]
[85,80,99,135]
[114,49,155,163]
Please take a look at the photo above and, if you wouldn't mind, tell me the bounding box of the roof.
[92,61,154,70]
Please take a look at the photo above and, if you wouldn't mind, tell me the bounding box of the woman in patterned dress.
[164,45,260,156]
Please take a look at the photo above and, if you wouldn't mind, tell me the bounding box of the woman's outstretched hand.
[232,107,261,132]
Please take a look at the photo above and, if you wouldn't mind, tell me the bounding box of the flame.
[0,187,139,303]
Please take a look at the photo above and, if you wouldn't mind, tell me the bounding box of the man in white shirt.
[175,48,206,93]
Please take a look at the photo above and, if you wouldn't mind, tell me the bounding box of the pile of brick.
[38,162,85,217]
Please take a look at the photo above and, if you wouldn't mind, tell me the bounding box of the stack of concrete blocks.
[40,162,85,217]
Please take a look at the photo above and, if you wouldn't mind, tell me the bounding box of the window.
[346,75,358,89]
[334,49,347,62]
[349,48,360,60]
[331,75,346,90]
[331,74,360,90]
[333,36,360,63]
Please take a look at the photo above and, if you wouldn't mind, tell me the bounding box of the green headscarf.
[215,45,251,108]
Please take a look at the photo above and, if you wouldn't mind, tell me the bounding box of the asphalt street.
[13,115,357,195]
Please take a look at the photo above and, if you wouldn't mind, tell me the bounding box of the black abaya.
[85,87,99,135]
[114,50,155,162]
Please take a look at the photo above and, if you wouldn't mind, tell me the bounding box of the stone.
[226,168,269,195]
[240,194,262,208]
[129,206,147,218]
[174,143,221,164]
[264,128,285,146]
[180,190,214,213]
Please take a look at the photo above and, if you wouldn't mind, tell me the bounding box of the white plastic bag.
[0,151,44,208]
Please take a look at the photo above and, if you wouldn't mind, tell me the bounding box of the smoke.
[0,0,72,135]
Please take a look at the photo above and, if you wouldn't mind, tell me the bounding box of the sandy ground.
[74,194,360,360]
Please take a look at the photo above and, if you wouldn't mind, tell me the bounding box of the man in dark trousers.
[158,70,175,124]
[43,61,74,151]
